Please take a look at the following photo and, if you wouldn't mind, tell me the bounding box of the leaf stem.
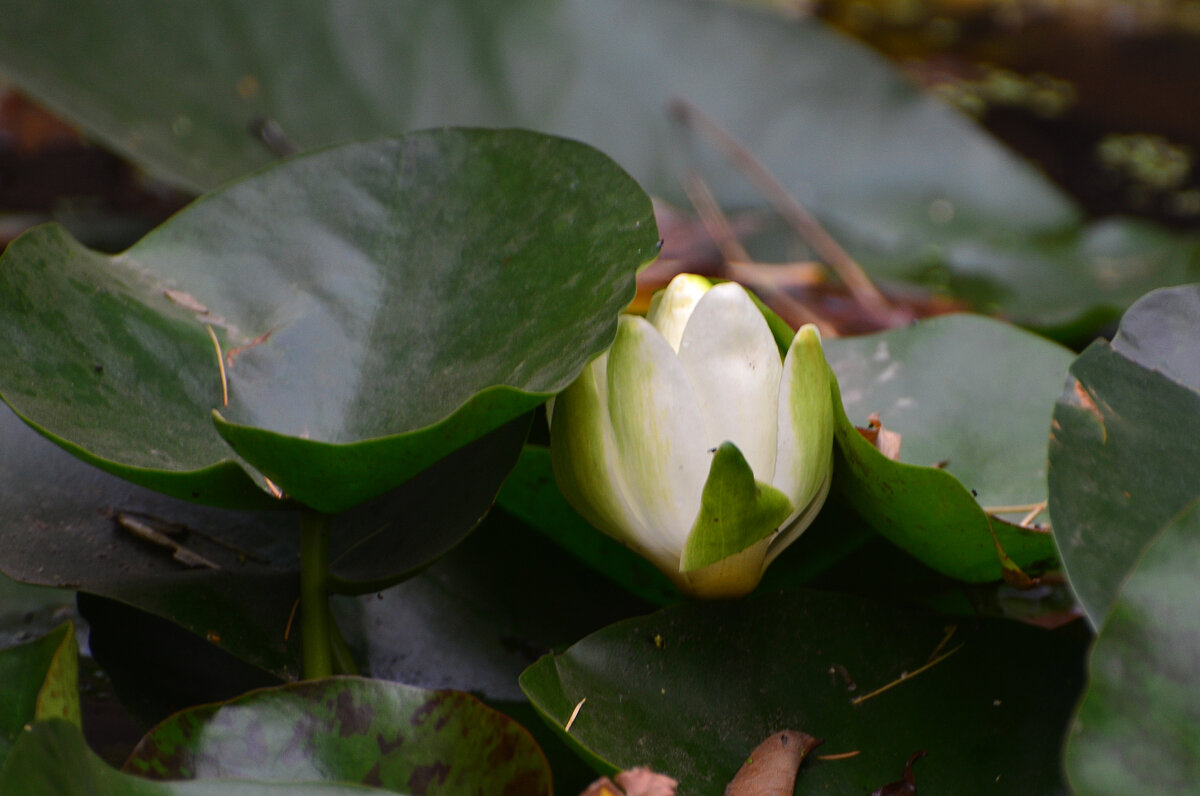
[300,510,333,679]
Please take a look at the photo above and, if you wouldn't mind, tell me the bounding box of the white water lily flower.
[549,274,834,598]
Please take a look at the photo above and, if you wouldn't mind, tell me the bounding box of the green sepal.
[680,441,794,573]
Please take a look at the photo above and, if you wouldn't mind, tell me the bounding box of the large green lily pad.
[1064,500,1200,794]
[1049,285,1200,626]
[822,313,1066,582]
[124,677,550,794]
[0,129,657,513]
[2,0,1198,332]
[0,623,79,768]
[0,721,384,795]
[520,588,1085,792]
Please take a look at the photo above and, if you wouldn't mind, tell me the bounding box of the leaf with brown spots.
[124,676,550,794]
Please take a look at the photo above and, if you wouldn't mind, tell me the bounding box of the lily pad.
[520,588,1085,793]
[124,677,551,794]
[0,396,530,679]
[0,623,79,768]
[1048,346,1200,625]
[824,313,1067,582]
[0,129,657,513]
[0,720,383,795]
[335,508,655,702]
[3,0,1199,331]
[1064,500,1200,794]
[1110,283,1200,390]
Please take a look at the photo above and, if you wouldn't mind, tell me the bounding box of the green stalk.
[300,510,333,679]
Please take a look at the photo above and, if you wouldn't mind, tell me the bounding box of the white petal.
[773,324,834,520]
[607,315,709,565]
[549,352,648,560]
[646,273,712,353]
[676,282,781,482]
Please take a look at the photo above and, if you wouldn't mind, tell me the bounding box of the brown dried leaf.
[615,767,678,796]
[724,730,823,796]
[856,412,902,460]
[869,750,926,795]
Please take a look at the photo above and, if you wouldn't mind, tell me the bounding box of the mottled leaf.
[0,720,383,795]
[125,677,550,794]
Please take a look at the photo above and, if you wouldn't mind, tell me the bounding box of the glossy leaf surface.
[0,623,79,768]
[125,677,550,794]
[520,588,1084,793]
[1065,501,1200,794]
[0,130,656,513]
[1,0,1197,330]
[824,314,1067,581]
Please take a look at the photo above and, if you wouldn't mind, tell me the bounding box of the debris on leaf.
[869,750,926,795]
[856,412,902,460]
[163,288,210,315]
[724,730,823,795]
[114,512,220,570]
[580,767,677,796]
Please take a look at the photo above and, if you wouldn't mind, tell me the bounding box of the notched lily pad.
[0,129,658,513]
[1050,284,1200,626]
[824,314,1068,582]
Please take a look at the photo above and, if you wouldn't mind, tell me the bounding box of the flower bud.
[549,274,834,598]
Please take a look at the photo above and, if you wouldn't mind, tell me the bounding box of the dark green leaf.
[1048,342,1200,626]
[0,624,78,767]
[825,314,1067,581]
[3,0,1197,330]
[0,720,384,795]
[125,677,550,794]
[0,399,529,679]
[1064,500,1200,794]
[337,508,654,702]
[520,589,1085,793]
[0,130,656,513]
